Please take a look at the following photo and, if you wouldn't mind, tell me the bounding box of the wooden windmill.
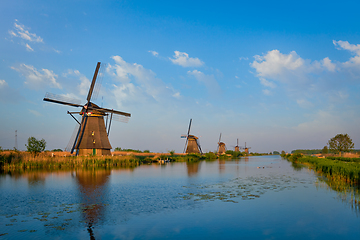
[181,119,202,154]
[217,133,226,155]
[43,62,131,156]
[234,138,240,152]
[241,142,251,154]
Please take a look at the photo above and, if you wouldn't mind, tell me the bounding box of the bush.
[26,137,46,155]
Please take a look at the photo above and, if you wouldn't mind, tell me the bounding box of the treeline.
[291,149,323,154]
[114,147,150,153]
[291,149,360,155]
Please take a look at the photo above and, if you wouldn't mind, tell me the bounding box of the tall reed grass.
[283,154,360,184]
[0,151,141,171]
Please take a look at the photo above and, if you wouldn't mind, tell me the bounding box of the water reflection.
[219,160,225,173]
[27,172,46,186]
[186,161,201,176]
[288,159,360,213]
[316,177,360,213]
[74,169,111,239]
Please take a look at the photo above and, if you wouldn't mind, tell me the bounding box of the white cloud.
[28,109,42,117]
[65,69,90,96]
[262,89,271,96]
[148,50,159,57]
[187,70,221,95]
[169,51,204,67]
[11,64,61,89]
[321,57,336,72]
[107,56,180,108]
[25,43,34,52]
[296,99,313,108]
[173,92,181,99]
[239,57,249,61]
[333,40,360,55]
[10,19,43,43]
[252,50,306,82]
[259,77,276,88]
[0,79,8,88]
[53,49,61,54]
[333,40,360,68]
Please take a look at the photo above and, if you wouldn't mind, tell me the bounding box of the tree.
[26,137,46,155]
[322,146,328,154]
[328,134,354,155]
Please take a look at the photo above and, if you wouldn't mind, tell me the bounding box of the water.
[1,155,360,239]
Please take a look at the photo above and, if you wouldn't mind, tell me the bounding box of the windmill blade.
[44,97,83,108]
[91,63,105,101]
[187,119,192,137]
[196,139,203,154]
[71,115,89,154]
[218,133,222,143]
[87,106,131,117]
[65,124,80,152]
[86,62,101,103]
[111,114,130,123]
[43,92,83,107]
[183,138,189,153]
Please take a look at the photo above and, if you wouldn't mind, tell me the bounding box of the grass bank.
[282,153,360,184]
[0,151,234,171]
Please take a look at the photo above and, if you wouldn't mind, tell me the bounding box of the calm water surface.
[1,155,360,239]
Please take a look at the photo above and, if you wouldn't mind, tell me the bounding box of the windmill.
[217,133,226,155]
[181,119,202,154]
[43,62,131,156]
[234,138,240,152]
[241,142,251,154]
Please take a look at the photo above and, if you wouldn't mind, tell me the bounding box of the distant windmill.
[234,138,240,152]
[181,119,202,154]
[43,62,131,156]
[217,133,226,155]
[241,142,251,154]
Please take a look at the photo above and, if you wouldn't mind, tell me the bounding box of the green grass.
[282,154,360,184]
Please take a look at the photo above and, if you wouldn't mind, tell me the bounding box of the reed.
[0,152,141,171]
[283,154,360,184]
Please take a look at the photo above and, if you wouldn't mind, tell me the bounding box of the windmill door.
[93,149,96,155]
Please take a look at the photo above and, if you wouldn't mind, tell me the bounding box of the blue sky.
[1,0,359,153]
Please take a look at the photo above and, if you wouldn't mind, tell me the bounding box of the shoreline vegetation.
[281,153,360,184]
[0,150,271,172]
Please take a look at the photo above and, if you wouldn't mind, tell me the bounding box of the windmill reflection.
[74,169,111,239]
[186,161,201,176]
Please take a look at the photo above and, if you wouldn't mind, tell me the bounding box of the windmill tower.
[43,62,131,156]
[217,133,226,155]
[241,142,251,154]
[181,119,202,154]
[234,138,240,152]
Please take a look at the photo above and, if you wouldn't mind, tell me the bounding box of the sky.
[1,0,360,153]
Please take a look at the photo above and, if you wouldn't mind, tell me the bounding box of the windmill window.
[93,139,96,144]
[92,131,95,136]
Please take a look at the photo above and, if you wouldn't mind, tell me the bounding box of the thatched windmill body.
[235,138,240,152]
[181,119,202,154]
[217,133,226,155]
[44,62,131,156]
[241,142,251,154]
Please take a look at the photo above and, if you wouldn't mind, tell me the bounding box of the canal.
[1,155,359,239]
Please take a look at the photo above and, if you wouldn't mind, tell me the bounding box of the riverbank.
[0,151,231,171]
[282,153,360,184]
